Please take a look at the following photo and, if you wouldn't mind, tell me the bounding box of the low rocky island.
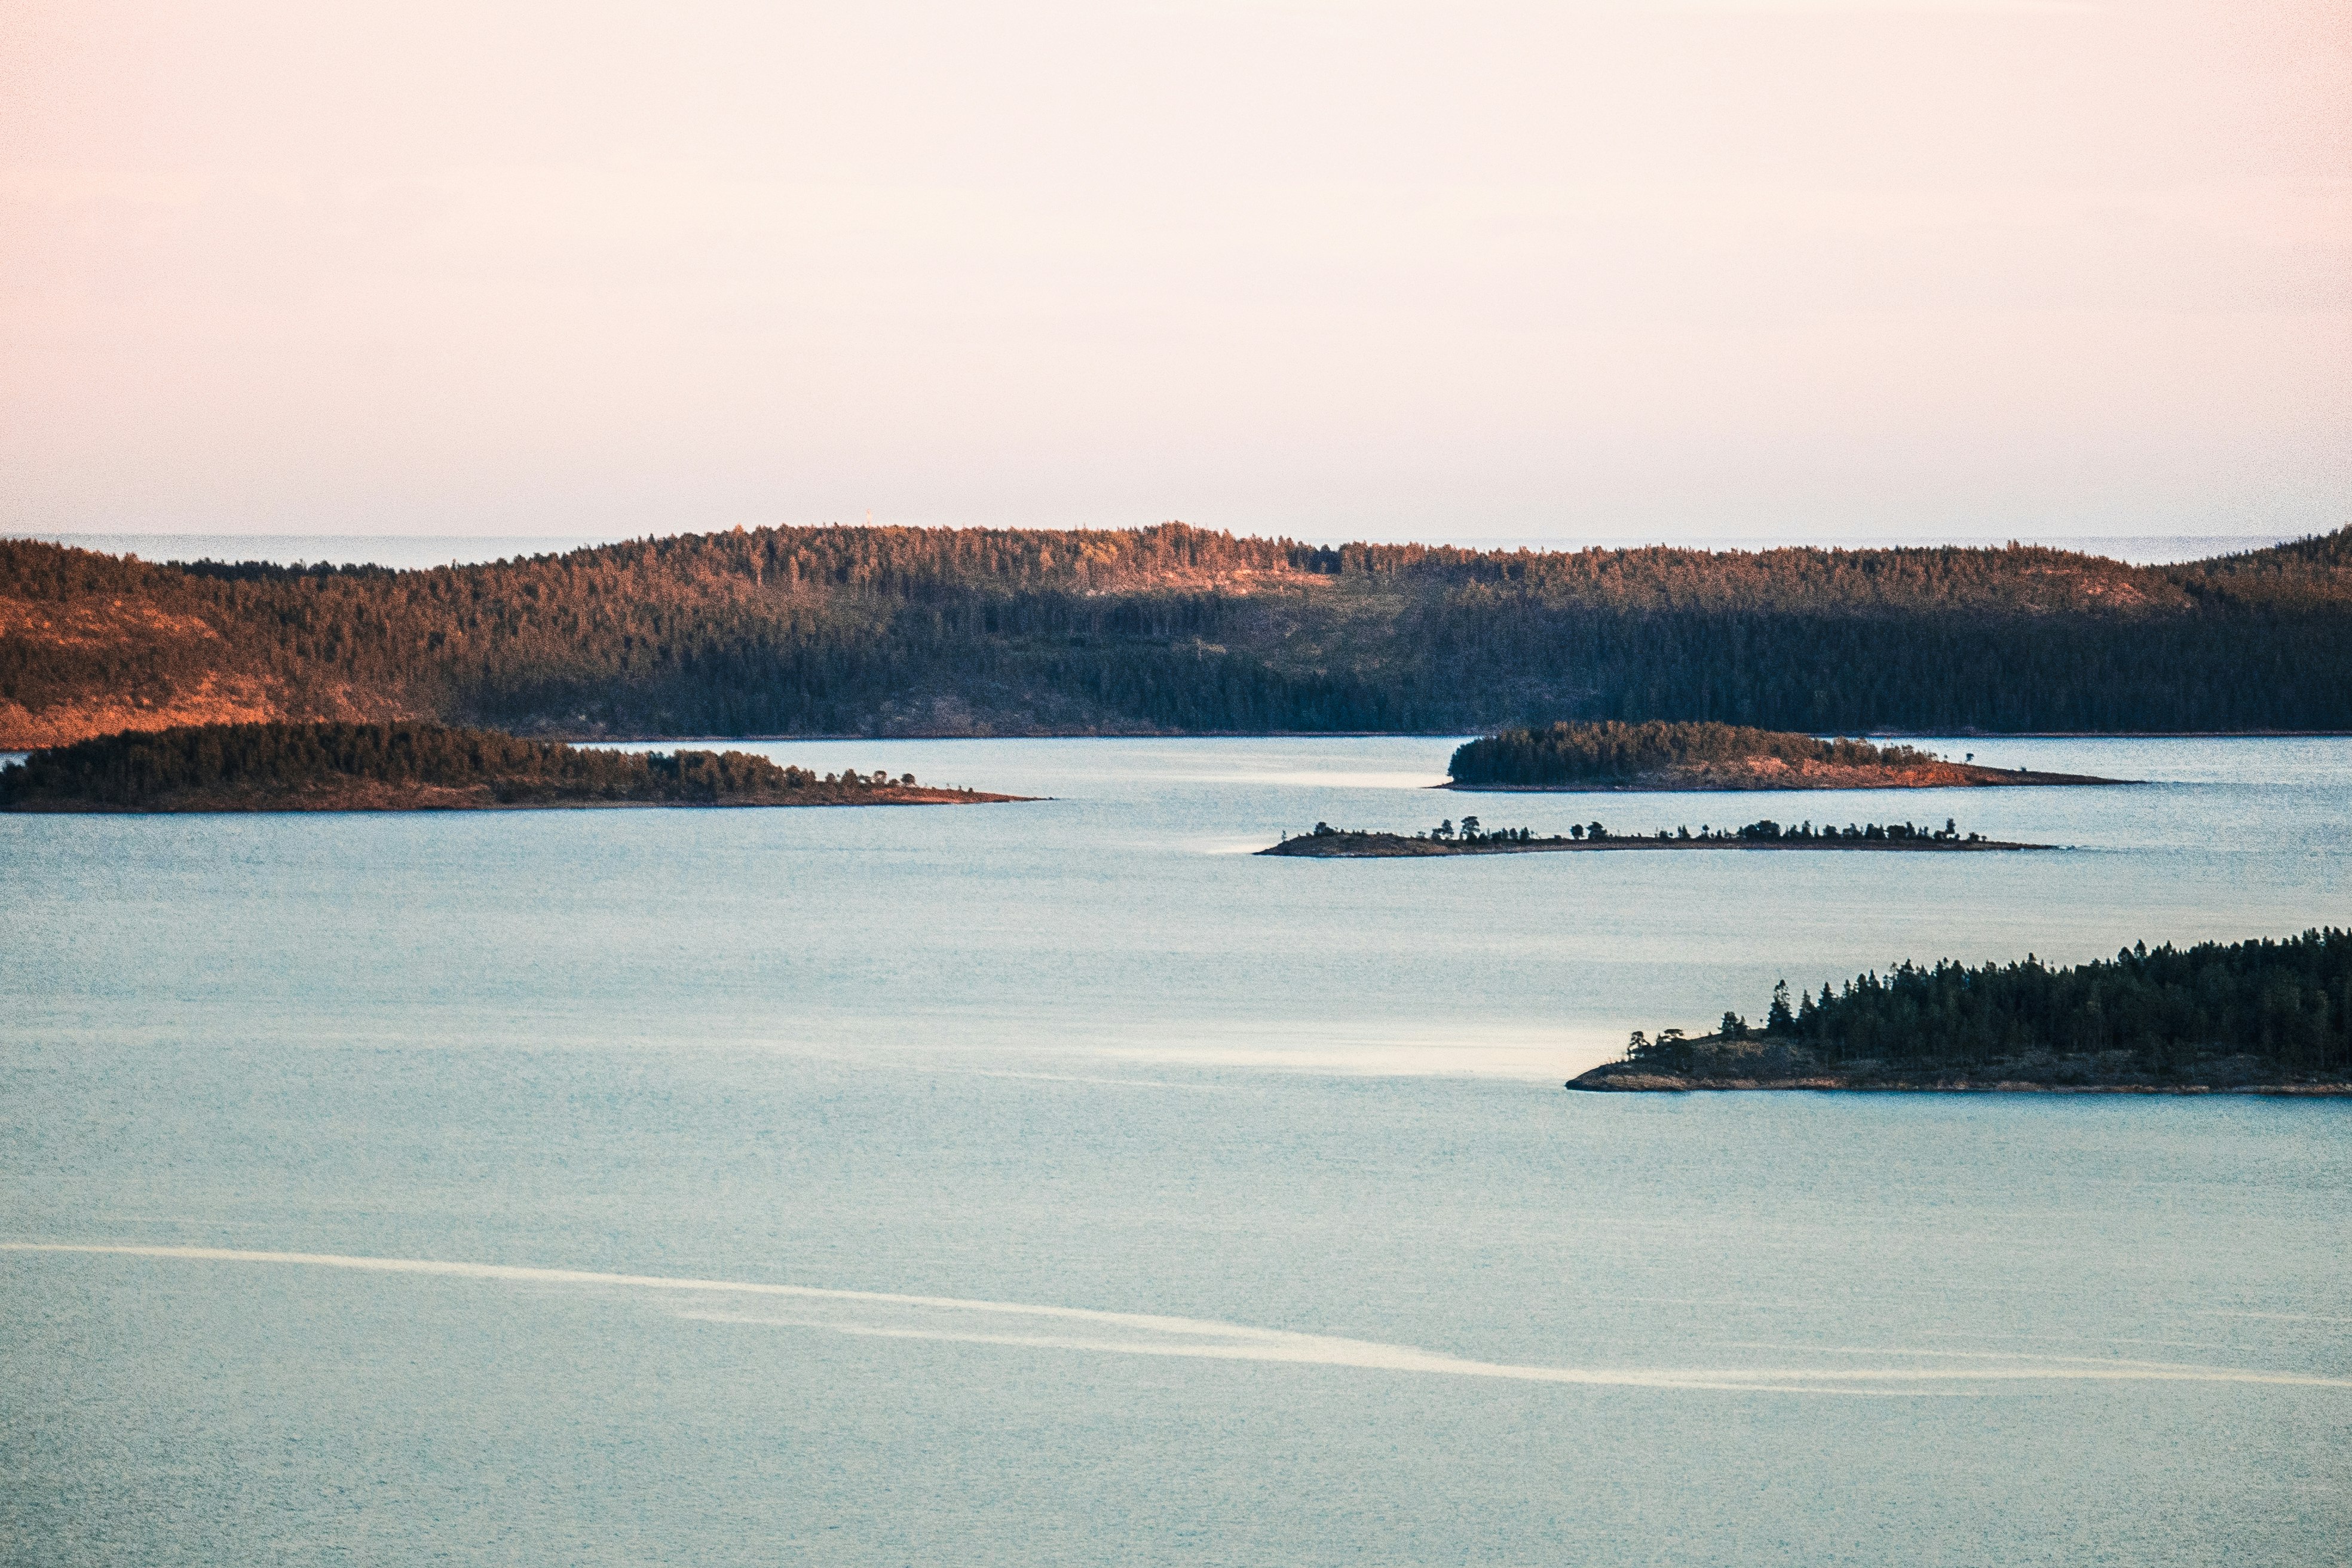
[1446,720,2120,792]
[1566,929,2352,1095]
[0,721,1031,811]
[1263,815,2047,856]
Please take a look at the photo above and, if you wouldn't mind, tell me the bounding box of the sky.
[2,1,2347,547]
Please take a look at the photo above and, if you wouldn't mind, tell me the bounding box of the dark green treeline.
[1448,721,1939,785]
[0,722,849,807]
[1645,930,2352,1079]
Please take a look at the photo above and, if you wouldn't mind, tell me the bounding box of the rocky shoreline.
[1566,1054,2349,1095]
[1567,1066,2351,1095]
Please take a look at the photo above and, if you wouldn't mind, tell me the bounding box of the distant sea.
[4,529,2310,569]
[8,533,632,571]
[6,734,2349,1566]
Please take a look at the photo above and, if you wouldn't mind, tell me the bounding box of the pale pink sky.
[2,1,2345,543]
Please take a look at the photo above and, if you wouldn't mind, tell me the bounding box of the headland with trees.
[1567,928,2352,1093]
[0,721,1026,811]
[1446,721,2118,791]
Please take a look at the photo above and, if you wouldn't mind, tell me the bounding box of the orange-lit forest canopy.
[5,522,2350,742]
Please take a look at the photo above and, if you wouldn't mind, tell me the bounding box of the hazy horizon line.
[7,522,2321,572]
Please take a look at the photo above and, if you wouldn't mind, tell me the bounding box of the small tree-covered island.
[1261,816,2045,857]
[0,722,1030,811]
[1447,720,2120,791]
[1567,929,2352,1094]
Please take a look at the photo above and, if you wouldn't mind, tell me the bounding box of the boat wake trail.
[8,1244,2347,1396]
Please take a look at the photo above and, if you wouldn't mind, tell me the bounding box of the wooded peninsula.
[1567,928,2352,1094]
[0,721,1025,811]
[5,523,2350,747]
[1262,816,2042,856]
[1446,720,2118,791]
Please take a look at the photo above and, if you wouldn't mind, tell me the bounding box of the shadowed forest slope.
[5,523,2350,745]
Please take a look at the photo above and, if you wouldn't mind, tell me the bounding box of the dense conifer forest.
[5,522,2350,745]
[0,721,975,809]
[1604,929,2352,1088]
[1449,721,1937,785]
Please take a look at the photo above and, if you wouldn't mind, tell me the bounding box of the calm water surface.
[4,736,2347,1564]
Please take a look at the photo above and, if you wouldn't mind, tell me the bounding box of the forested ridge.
[5,522,2350,745]
[0,721,949,808]
[1610,930,2352,1087]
